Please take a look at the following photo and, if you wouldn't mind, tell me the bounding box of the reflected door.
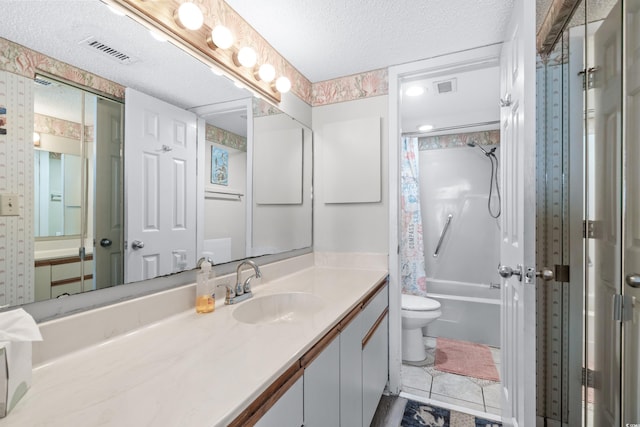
[588,2,623,425]
[624,1,640,423]
[94,98,124,288]
[124,88,197,283]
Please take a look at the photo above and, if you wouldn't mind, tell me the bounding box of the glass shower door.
[623,1,640,423]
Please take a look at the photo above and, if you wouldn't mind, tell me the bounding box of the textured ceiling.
[0,0,248,114]
[225,0,514,82]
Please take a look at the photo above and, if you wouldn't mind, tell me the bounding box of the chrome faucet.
[221,260,262,304]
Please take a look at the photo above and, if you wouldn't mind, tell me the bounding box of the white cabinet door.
[255,376,303,427]
[304,337,340,427]
[340,313,364,427]
[362,314,389,427]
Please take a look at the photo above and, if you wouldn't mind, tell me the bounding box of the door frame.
[387,43,504,395]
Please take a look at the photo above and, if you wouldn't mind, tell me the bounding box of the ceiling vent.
[434,78,457,94]
[34,77,53,87]
[79,36,138,65]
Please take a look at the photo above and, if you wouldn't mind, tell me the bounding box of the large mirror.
[0,0,312,311]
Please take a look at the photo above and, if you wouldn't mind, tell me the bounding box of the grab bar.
[433,214,453,258]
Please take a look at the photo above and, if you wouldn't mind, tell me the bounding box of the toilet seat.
[401,294,441,311]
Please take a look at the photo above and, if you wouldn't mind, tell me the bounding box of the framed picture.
[0,106,6,135]
[211,146,228,186]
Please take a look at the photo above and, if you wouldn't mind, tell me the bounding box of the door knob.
[131,240,145,250]
[100,238,112,247]
[525,267,554,284]
[498,264,523,281]
[626,273,640,288]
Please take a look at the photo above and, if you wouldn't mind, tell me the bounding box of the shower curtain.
[401,137,427,296]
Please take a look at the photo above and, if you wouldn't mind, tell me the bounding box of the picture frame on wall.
[0,106,6,135]
[211,146,228,186]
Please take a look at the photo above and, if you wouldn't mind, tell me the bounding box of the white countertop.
[8,266,387,426]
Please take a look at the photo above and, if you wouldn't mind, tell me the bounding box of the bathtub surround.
[401,137,427,296]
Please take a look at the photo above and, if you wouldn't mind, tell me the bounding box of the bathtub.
[423,278,500,348]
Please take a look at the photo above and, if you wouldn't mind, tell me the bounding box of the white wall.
[312,96,389,253]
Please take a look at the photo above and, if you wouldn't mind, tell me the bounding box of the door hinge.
[554,264,570,282]
[613,294,633,323]
[578,67,599,90]
[583,220,602,239]
[582,367,597,388]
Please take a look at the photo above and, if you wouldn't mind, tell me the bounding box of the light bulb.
[209,25,234,49]
[418,124,434,132]
[175,2,204,31]
[33,132,41,145]
[211,67,223,76]
[257,64,276,82]
[236,47,257,68]
[275,76,291,93]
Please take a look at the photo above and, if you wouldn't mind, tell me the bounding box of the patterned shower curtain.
[400,137,427,296]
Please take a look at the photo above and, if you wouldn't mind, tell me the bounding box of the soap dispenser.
[195,261,215,313]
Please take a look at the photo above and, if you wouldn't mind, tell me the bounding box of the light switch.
[0,193,20,216]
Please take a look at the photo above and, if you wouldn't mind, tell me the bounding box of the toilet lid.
[401,294,441,311]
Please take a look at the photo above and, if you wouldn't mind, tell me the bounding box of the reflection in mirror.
[33,75,124,302]
[197,101,249,264]
[251,99,312,256]
[0,0,312,316]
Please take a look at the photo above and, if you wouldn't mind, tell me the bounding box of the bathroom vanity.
[8,254,388,426]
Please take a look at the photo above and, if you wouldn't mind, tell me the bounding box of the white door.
[588,2,623,425]
[498,0,536,425]
[94,98,124,289]
[124,88,197,283]
[624,1,640,423]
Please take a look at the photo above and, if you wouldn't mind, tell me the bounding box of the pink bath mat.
[434,337,500,382]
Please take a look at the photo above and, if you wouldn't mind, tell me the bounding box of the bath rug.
[434,337,500,382]
[400,399,502,427]
[401,399,450,426]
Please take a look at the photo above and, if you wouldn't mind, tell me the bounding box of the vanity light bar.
[105,0,282,104]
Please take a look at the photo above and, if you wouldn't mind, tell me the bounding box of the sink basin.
[232,292,325,324]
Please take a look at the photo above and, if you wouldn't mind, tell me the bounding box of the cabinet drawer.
[51,260,93,281]
[360,283,388,339]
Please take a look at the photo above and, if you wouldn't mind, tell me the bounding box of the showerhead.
[468,140,490,155]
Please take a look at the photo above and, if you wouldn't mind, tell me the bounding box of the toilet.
[401,294,442,362]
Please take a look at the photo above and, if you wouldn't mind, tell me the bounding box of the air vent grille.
[34,77,52,86]
[434,78,457,94]
[80,37,138,64]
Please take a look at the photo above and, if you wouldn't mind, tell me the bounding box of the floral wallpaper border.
[34,113,94,142]
[311,68,389,107]
[418,129,500,151]
[205,123,246,152]
[0,37,125,99]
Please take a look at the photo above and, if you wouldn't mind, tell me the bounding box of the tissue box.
[0,341,32,417]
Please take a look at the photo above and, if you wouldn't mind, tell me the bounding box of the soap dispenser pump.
[195,261,214,313]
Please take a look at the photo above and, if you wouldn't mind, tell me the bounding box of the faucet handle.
[217,284,235,301]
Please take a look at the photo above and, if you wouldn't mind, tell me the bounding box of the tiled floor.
[401,336,502,415]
